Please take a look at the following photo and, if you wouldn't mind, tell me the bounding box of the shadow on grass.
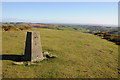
[0,54,24,62]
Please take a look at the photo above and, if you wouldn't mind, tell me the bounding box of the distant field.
[2,28,119,78]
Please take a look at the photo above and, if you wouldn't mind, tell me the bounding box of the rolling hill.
[2,22,118,35]
[2,27,119,78]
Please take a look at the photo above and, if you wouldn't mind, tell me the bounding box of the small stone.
[27,62,31,65]
[46,54,57,58]
[32,57,46,63]
[13,62,24,65]
[43,52,57,58]
[43,52,49,56]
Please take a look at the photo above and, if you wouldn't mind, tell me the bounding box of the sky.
[2,2,118,25]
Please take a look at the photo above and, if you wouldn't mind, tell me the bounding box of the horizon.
[1,21,118,27]
[2,2,118,25]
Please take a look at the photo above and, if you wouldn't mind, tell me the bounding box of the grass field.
[2,28,118,78]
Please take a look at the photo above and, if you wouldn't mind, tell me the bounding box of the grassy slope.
[2,28,118,78]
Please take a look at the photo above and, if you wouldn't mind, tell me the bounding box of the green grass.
[2,28,118,78]
[55,27,89,32]
[56,27,75,31]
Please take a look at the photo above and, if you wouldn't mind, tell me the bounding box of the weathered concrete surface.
[24,31,43,62]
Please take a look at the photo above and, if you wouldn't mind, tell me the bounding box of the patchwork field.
[2,28,118,78]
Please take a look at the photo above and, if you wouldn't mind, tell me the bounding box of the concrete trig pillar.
[24,31,43,62]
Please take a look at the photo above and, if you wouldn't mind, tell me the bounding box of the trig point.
[24,31,44,62]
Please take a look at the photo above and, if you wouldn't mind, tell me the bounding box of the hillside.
[2,22,118,35]
[65,24,118,35]
[2,28,118,78]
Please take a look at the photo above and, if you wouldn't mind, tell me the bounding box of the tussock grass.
[2,28,118,78]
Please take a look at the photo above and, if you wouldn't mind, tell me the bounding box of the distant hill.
[2,22,118,35]
[59,24,118,35]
